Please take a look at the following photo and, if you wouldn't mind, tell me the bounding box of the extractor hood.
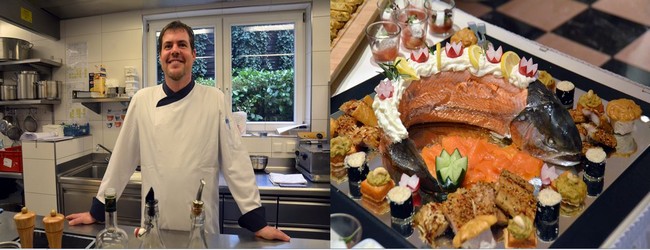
[0,0,60,40]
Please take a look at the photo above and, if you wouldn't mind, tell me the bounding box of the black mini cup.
[347,165,366,199]
[535,200,560,242]
[583,173,604,197]
[556,86,575,108]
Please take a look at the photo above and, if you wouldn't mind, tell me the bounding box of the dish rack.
[63,123,90,136]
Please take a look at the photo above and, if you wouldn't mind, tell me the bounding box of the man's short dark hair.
[157,20,195,53]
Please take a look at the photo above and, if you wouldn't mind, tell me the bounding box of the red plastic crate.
[0,146,22,173]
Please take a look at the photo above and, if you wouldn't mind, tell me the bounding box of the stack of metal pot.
[0,75,17,101]
[17,70,39,99]
[36,80,62,100]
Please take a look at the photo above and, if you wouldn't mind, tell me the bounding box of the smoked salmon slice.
[421,135,543,187]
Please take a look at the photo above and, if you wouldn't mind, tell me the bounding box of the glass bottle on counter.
[135,188,166,248]
[187,179,208,248]
[96,188,129,249]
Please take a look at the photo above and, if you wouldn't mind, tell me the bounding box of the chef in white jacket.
[66,20,290,242]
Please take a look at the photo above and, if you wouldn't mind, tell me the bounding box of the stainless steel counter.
[219,166,330,197]
[0,211,328,248]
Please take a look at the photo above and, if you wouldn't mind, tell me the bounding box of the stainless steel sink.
[67,163,108,179]
[57,159,142,226]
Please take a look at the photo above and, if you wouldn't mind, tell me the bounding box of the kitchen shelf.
[72,97,131,114]
[0,58,62,76]
[0,99,60,106]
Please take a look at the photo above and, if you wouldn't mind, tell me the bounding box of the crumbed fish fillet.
[442,182,497,233]
[413,202,449,247]
[494,170,536,220]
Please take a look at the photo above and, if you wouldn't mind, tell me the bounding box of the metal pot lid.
[0,120,8,135]
[20,70,38,74]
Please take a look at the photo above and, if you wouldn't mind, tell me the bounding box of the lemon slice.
[395,57,420,80]
[436,43,442,71]
[468,45,482,70]
[500,51,520,78]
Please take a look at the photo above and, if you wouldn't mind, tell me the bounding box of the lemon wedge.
[395,57,420,80]
[500,51,520,79]
[436,43,442,71]
[468,45,482,70]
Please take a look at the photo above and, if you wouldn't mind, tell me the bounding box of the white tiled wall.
[0,0,329,158]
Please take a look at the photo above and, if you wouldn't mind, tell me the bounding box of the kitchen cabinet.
[277,196,329,240]
[220,194,329,240]
[21,137,93,216]
[221,195,278,236]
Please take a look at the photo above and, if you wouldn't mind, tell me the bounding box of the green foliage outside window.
[232,68,294,121]
[230,25,295,122]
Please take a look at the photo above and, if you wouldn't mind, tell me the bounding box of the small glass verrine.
[425,0,455,37]
[377,0,407,21]
[330,213,363,248]
[366,21,401,64]
[392,7,429,50]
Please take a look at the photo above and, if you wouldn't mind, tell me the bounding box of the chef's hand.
[66,212,97,226]
[255,226,291,242]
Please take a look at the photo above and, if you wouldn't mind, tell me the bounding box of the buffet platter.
[330,0,381,90]
[329,32,650,248]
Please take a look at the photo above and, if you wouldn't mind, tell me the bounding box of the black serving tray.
[330,35,650,248]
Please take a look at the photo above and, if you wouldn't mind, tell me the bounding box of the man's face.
[160,29,196,82]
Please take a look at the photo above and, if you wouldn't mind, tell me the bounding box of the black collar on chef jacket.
[156,79,195,107]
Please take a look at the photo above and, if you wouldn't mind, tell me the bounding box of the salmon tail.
[388,139,444,195]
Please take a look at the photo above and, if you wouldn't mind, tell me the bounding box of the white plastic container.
[43,124,64,137]
[124,66,137,76]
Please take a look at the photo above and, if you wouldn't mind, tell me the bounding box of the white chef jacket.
[94,81,262,234]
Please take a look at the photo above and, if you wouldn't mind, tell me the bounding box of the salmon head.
[511,81,583,166]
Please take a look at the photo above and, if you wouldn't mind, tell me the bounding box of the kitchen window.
[145,11,306,132]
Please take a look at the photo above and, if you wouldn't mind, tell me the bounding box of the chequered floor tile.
[536,32,610,66]
[553,8,647,55]
[455,1,493,18]
[479,11,545,41]
[454,0,650,87]
[497,0,588,31]
[477,0,510,8]
[615,31,650,73]
[593,0,650,26]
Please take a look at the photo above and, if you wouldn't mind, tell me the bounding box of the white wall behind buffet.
[0,0,329,157]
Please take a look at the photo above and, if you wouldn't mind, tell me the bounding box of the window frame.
[144,7,307,132]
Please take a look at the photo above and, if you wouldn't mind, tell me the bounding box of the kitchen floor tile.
[552,8,647,55]
[602,59,650,87]
[614,31,650,73]
[497,0,588,31]
[593,0,650,26]
[455,1,493,18]
[479,11,545,41]
[478,0,510,8]
[536,32,610,67]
